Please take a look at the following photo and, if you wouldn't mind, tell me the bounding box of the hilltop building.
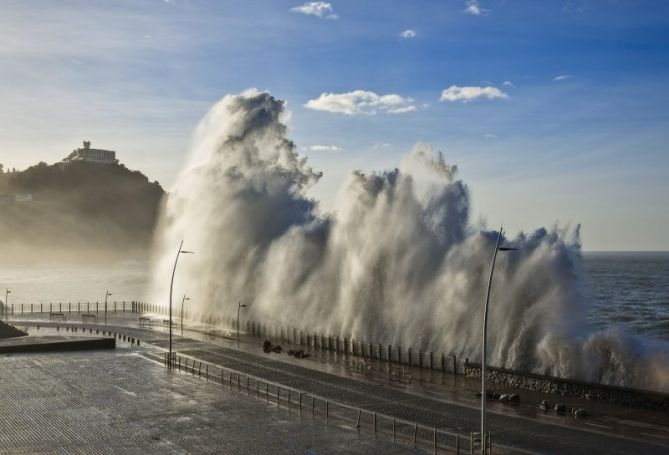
[63,141,118,164]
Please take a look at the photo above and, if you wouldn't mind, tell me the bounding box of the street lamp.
[4,288,10,322]
[169,240,193,368]
[180,294,190,336]
[481,226,517,454]
[104,290,112,325]
[237,301,247,348]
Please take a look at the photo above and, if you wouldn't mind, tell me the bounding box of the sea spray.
[150,90,669,391]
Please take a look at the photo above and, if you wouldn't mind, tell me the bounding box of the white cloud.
[439,85,508,102]
[305,90,416,115]
[553,74,572,81]
[484,133,497,139]
[503,80,515,87]
[464,0,487,16]
[290,2,338,20]
[400,29,416,39]
[388,105,417,114]
[307,145,342,152]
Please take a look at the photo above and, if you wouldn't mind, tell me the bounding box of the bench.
[388,365,412,383]
[162,319,178,330]
[49,312,66,322]
[346,358,373,375]
[82,314,97,323]
[139,317,153,328]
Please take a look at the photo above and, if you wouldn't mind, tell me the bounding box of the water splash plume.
[150,90,669,392]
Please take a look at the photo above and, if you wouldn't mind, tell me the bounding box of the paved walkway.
[8,312,669,454]
[0,346,418,454]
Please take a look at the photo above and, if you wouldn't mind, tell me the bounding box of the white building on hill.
[63,141,118,164]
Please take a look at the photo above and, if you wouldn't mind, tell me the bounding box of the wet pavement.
[7,311,669,454]
[0,340,420,454]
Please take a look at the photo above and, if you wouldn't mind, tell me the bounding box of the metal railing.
[1,301,154,318]
[3,301,461,376]
[163,351,491,454]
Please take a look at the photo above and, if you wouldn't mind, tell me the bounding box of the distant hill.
[0,160,165,259]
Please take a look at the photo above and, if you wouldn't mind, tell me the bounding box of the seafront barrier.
[463,362,669,411]
[5,301,668,411]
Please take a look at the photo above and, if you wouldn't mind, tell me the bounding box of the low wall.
[464,362,669,411]
[0,336,116,354]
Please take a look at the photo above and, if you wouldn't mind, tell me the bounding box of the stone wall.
[464,362,669,411]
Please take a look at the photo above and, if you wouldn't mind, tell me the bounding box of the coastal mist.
[149,90,669,392]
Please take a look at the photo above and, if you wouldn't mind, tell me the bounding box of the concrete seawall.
[464,361,669,411]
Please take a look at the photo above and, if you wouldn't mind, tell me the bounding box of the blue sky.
[1,0,668,250]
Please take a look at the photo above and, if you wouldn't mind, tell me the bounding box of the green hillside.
[0,160,165,257]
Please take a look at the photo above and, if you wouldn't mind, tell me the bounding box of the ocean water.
[582,251,669,340]
[0,252,667,341]
[0,260,149,306]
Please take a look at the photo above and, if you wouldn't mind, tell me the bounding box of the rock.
[539,400,550,411]
[262,340,272,353]
[499,394,510,403]
[271,345,282,353]
[554,403,566,413]
[508,393,520,403]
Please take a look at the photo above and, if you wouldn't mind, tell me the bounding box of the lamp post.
[237,301,247,348]
[4,288,10,322]
[104,290,112,325]
[481,226,516,454]
[180,295,190,336]
[169,240,193,368]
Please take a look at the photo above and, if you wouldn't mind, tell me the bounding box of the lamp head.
[180,250,194,254]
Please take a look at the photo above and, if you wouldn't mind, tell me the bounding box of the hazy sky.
[1,0,668,251]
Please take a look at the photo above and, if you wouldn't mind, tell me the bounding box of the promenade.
[0,332,413,454]
[4,311,669,454]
